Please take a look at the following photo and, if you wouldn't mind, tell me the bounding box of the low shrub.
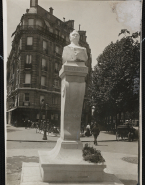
[82,143,105,163]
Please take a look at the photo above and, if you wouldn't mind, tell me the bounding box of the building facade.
[7,0,92,127]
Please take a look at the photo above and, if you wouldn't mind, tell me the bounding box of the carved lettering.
[65,66,86,72]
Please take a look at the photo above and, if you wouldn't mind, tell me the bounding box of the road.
[6,125,139,185]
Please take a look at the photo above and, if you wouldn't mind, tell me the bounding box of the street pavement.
[6,125,138,185]
[7,125,117,142]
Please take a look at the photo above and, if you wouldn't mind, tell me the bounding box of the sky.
[6,0,141,68]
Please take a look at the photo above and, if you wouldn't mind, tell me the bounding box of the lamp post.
[92,106,95,122]
[42,103,48,140]
[46,104,48,121]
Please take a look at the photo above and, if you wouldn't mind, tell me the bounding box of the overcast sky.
[6,0,141,67]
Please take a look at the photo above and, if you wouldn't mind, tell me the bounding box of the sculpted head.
[69,30,80,44]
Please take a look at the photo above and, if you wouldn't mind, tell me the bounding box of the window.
[54,79,59,87]
[51,114,54,120]
[25,93,29,101]
[55,46,59,53]
[26,55,32,64]
[28,19,34,26]
[41,76,46,86]
[16,72,19,85]
[27,37,33,45]
[49,27,53,33]
[31,0,36,6]
[57,21,60,26]
[40,95,44,104]
[52,97,59,105]
[55,29,59,36]
[15,96,17,107]
[55,62,59,72]
[42,59,47,71]
[42,59,46,67]
[25,74,31,84]
[36,19,42,27]
[47,14,50,19]
[45,20,51,28]
[43,41,47,50]
[20,39,22,50]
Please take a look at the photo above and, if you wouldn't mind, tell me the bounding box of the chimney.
[30,0,38,7]
[79,24,81,31]
[49,7,53,15]
[63,17,65,22]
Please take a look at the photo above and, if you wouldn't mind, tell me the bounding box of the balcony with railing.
[41,65,47,72]
[20,25,44,31]
[23,84,31,88]
[55,52,61,58]
[40,85,47,90]
[42,49,48,55]
[19,25,66,43]
[25,63,32,69]
[25,45,33,50]
[53,86,60,92]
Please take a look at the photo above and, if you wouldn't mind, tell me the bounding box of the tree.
[88,30,140,125]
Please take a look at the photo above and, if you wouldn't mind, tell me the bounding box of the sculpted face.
[69,30,80,43]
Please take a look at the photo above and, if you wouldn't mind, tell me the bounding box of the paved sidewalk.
[7,125,117,142]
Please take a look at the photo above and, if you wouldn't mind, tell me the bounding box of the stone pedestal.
[38,63,106,183]
[59,63,88,141]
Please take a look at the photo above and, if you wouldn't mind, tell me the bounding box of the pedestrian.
[128,126,135,142]
[27,120,31,128]
[85,124,92,137]
[91,122,100,145]
[25,119,28,129]
[90,122,94,131]
[86,123,90,130]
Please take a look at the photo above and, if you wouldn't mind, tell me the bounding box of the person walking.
[25,119,28,129]
[91,122,100,145]
[90,122,94,132]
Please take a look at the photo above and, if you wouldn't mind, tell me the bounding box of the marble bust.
[62,30,88,66]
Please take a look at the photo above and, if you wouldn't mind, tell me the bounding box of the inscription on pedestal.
[65,66,88,73]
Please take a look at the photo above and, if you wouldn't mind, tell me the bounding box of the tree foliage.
[88,30,140,121]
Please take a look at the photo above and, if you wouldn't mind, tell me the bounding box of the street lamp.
[42,103,48,140]
[92,106,95,121]
[46,104,48,121]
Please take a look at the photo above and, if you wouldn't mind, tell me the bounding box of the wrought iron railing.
[25,45,33,50]
[41,65,47,71]
[20,25,66,42]
[25,63,32,68]
[23,84,31,88]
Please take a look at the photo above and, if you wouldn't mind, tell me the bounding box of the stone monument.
[38,30,106,183]
[20,30,124,185]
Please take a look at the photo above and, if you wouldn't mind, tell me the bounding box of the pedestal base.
[20,162,124,185]
[38,138,107,183]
